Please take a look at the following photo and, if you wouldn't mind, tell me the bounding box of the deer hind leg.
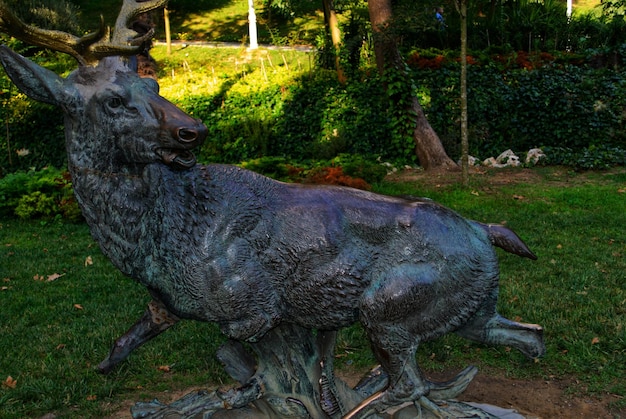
[349,265,445,417]
[456,310,545,359]
[343,325,432,419]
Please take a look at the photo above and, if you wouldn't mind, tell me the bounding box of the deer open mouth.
[156,148,197,170]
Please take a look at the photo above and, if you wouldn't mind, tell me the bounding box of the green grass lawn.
[1,166,625,417]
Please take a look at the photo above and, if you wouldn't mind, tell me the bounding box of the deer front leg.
[98,299,179,374]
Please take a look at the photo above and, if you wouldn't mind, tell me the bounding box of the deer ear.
[0,45,63,106]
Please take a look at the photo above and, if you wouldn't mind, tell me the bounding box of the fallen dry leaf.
[33,274,44,281]
[46,273,65,282]
[56,344,66,350]
[157,365,172,372]
[512,194,525,200]
[591,337,600,345]
[73,304,84,310]
[3,376,17,389]
[618,188,625,194]
[84,256,93,267]
[86,395,97,401]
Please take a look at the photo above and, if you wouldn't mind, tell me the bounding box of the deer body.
[0,45,545,416]
[76,149,499,343]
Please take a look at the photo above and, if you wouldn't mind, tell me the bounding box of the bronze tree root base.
[130,324,497,419]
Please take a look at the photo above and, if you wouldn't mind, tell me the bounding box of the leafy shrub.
[178,67,398,165]
[14,191,56,219]
[240,156,294,181]
[330,154,388,184]
[239,154,387,187]
[410,56,626,160]
[0,167,80,220]
[302,166,371,190]
[543,145,626,169]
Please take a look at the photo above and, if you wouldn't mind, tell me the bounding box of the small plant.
[331,154,388,184]
[0,166,80,220]
[14,191,55,218]
[240,156,293,181]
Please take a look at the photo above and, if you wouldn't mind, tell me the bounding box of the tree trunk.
[129,9,158,79]
[322,0,346,83]
[164,8,171,55]
[459,0,469,186]
[368,0,458,171]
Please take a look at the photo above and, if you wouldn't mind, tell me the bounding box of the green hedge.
[410,55,626,159]
[1,51,626,175]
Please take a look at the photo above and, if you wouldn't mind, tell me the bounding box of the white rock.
[496,149,520,167]
[526,148,546,165]
[483,157,498,167]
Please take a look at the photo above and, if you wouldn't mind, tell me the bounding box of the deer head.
[0,0,207,172]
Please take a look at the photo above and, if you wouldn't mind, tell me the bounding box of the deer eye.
[106,96,124,110]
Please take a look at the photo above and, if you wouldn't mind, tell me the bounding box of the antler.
[0,0,168,66]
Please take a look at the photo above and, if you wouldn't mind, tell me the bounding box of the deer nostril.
[177,128,198,143]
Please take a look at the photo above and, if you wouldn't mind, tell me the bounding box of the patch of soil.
[105,369,622,418]
[384,166,545,188]
[385,166,626,190]
[335,368,620,418]
[455,372,620,418]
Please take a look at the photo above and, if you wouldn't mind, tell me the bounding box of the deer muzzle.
[155,99,208,170]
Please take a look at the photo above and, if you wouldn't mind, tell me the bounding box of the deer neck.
[69,159,158,276]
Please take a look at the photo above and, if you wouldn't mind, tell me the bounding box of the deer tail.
[475,222,537,260]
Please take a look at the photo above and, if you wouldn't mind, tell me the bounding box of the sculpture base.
[129,323,520,418]
[132,394,526,418]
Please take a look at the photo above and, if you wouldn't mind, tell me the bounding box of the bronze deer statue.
[0,1,545,417]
